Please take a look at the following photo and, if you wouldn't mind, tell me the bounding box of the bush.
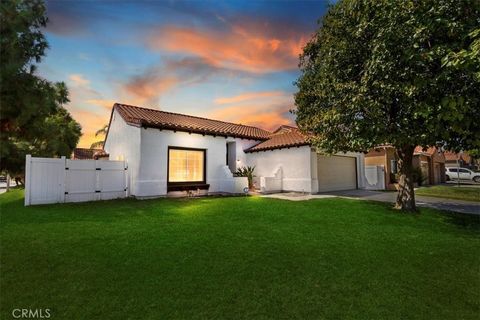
[412,167,425,186]
[234,166,256,190]
[390,172,398,183]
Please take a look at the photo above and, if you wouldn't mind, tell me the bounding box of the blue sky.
[39,0,330,146]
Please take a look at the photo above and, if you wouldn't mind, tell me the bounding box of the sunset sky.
[39,1,330,147]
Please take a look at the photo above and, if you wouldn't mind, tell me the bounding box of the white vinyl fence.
[25,155,128,206]
[364,165,386,190]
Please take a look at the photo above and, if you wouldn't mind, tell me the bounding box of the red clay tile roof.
[245,126,309,152]
[414,146,438,155]
[114,103,271,140]
[444,151,472,163]
[93,150,109,159]
[73,148,109,160]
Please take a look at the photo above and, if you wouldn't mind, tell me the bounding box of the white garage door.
[317,155,357,192]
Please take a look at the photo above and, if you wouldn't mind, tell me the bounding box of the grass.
[1,189,479,320]
[416,185,480,202]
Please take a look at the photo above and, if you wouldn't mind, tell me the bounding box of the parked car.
[445,167,480,183]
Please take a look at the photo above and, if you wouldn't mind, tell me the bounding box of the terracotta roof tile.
[114,103,271,140]
[444,151,472,163]
[73,148,108,160]
[245,126,309,152]
[414,146,437,155]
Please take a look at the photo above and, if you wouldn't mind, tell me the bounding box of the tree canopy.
[295,0,480,210]
[0,0,81,174]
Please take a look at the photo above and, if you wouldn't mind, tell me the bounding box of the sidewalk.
[262,189,480,215]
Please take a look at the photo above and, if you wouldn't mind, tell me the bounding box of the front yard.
[416,185,480,202]
[1,189,479,319]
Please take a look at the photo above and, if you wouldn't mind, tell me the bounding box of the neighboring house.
[444,151,477,170]
[413,146,446,185]
[103,103,366,197]
[72,148,109,160]
[364,145,397,189]
[365,145,445,189]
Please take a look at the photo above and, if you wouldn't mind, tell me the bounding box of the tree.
[442,28,480,80]
[90,124,108,149]
[295,0,480,211]
[467,149,480,169]
[0,0,81,183]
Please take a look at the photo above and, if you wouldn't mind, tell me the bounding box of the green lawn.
[1,190,479,320]
[416,185,480,202]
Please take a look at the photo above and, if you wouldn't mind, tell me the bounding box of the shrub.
[390,172,398,183]
[412,167,425,186]
[234,166,256,190]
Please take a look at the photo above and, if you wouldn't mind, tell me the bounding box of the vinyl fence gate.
[25,155,128,206]
[364,165,386,190]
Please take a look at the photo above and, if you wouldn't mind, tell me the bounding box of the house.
[72,148,109,160]
[444,151,477,170]
[365,145,445,189]
[103,103,366,197]
[413,146,446,185]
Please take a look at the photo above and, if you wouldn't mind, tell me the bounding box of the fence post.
[24,154,31,206]
[60,156,66,203]
[95,159,100,201]
[6,172,11,192]
[124,160,129,197]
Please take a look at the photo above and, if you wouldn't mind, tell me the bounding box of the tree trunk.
[395,145,417,211]
[6,172,10,192]
[15,176,24,186]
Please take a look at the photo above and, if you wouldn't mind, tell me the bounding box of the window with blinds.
[168,148,205,183]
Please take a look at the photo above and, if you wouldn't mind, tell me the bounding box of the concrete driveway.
[319,189,480,215]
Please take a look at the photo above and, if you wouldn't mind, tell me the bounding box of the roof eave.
[244,143,311,153]
[138,121,269,141]
[414,152,432,157]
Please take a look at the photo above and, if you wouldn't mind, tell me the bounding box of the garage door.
[317,155,357,192]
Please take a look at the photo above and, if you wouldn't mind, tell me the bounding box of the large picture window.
[168,147,205,183]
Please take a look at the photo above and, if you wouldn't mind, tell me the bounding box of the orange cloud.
[119,56,229,107]
[69,109,110,148]
[86,99,116,110]
[61,74,113,148]
[121,71,178,107]
[69,74,90,87]
[147,25,306,73]
[209,91,295,131]
[210,104,293,131]
[214,91,284,104]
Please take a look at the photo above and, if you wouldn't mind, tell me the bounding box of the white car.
[445,167,480,183]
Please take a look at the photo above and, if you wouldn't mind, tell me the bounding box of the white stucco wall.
[136,129,258,197]
[103,110,141,195]
[104,114,366,196]
[245,146,314,192]
[246,147,366,194]
[231,138,260,171]
[310,150,319,193]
